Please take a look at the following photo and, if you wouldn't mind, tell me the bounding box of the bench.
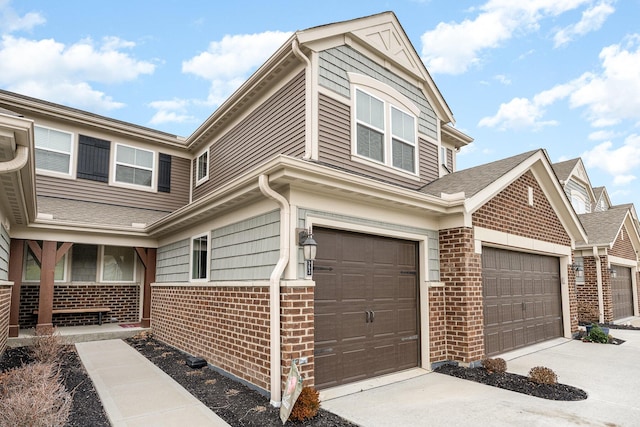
[33,307,111,325]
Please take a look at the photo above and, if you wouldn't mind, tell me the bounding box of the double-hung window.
[191,234,208,281]
[114,144,154,188]
[354,87,418,174]
[34,126,73,176]
[196,150,209,185]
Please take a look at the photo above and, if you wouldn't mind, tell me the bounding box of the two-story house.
[0,12,588,405]
[553,158,640,324]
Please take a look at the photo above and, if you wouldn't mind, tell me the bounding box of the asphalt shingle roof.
[551,158,580,183]
[577,206,630,246]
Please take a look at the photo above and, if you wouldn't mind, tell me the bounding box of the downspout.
[0,145,28,173]
[594,246,605,324]
[291,39,313,160]
[258,174,290,407]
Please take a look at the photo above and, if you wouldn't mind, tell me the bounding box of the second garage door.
[612,265,634,320]
[482,247,563,356]
[313,228,420,390]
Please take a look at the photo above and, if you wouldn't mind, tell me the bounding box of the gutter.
[291,38,313,160]
[258,174,290,407]
[593,246,604,323]
[0,145,28,173]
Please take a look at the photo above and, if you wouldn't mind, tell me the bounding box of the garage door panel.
[314,353,337,389]
[373,274,396,299]
[612,266,633,320]
[397,307,418,334]
[398,276,417,299]
[483,247,562,356]
[314,312,337,343]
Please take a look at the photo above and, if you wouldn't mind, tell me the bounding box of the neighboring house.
[552,159,640,323]
[0,12,591,404]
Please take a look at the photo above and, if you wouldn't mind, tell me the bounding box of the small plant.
[587,324,609,344]
[482,358,507,374]
[30,327,67,364]
[528,366,558,384]
[289,386,321,422]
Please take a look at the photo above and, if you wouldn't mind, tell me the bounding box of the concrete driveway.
[322,328,640,426]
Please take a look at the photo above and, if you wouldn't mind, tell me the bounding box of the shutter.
[446,148,453,172]
[158,153,171,193]
[77,135,110,182]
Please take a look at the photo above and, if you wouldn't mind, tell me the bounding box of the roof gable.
[578,205,640,252]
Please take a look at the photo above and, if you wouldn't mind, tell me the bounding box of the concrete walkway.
[76,339,230,427]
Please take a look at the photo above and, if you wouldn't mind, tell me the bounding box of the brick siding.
[0,285,10,356]
[18,284,139,328]
[280,286,314,388]
[428,286,447,363]
[610,225,637,260]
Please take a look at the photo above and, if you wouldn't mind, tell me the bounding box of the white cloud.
[495,74,511,85]
[148,99,197,125]
[553,0,615,48]
[0,0,45,33]
[582,134,640,180]
[182,31,292,106]
[588,130,618,140]
[420,0,590,74]
[613,174,636,185]
[0,35,155,110]
[478,97,558,130]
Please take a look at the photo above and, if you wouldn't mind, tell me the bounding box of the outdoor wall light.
[571,263,584,278]
[608,267,617,279]
[298,228,317,261]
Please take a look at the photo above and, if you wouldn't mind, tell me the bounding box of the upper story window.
[571,191,587,214]
[114,144,154,188]
[191,234,208,281]
[355,88,417,173]
[196,150,209,185]
[34,125,73,176]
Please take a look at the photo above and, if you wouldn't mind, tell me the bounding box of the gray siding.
[36,155,190,212]
[156,239,190,283]
[565,179,592,213]
[193,72,306,201]
[211,211,280,281]
[297,209,439,280]
[319,45,438,140]
[0,224,8,281]
[318,94,439,188]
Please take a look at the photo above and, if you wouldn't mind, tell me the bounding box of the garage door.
[313,228,419,390]
[612,266,633,320]
[482,247,563,357]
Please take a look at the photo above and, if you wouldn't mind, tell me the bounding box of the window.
[571,191,587,214]
[114,144,154,188]
[24,244,66,282]
[34,126,73,175]
[191,234,208,280]
[355,88,417,173]
[196,150,209,185]
[102,246,135,282]
[71,244,98,282]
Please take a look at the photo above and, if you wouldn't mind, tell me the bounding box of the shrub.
[289,386,320,422]
[528,366,558,385]
[0,362,72,427]
[30,327,68,365]
[588,324,609,344]
[482,358,507,374]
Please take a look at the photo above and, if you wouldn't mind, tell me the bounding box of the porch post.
[8,239,24,337]
[135,247,156,328]
[36,240,57,332]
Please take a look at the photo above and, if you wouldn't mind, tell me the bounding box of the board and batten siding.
[211,211,280,281]
[297,209,440,280]
[318,93,439,188]
[156,239,190,283]
[319,45,438,140]
[0,224,9,281]
[36,155,191,212]
[193,72,306,201]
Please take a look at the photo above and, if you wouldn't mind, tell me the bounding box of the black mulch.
[434,364,587,401]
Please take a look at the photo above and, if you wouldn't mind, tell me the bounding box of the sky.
[1,0,639,211]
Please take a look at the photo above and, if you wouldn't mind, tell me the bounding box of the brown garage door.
[482,247,563,357]
[313,228,419,390]
[612,266,633,320]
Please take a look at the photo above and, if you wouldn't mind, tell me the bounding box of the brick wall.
[152,285,272,392]
[438,227,484,364]
[19,284,140,328]
[0,284,10,356]
[601,257,614,323]
[280,286,314,388]
[577,256,600,323]
[428,286,446,363]
[472,171,572,247]
[610,225,637,260]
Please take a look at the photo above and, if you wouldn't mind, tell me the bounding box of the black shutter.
[77,135,110,182]
[158,153,171,193]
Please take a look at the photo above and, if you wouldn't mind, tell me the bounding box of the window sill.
[351,155,421,182]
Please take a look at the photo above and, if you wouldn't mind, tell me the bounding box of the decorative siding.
[297,208,439,280]
[211,211,280,281]
[565,179,591,213]
[156,239,190,283]
[0,224,9,281]
[610,225,637,260]
[319,45,438,140]
[318,94,439,188]
[36,155,191,212]
[193,72,306,201]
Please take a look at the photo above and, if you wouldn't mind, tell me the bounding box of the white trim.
[189,232,209,282]
[33,124,74,178]
[608,256,637,267]
[112,142,156,192]
[195,148,209,186]
[473,227,572,257]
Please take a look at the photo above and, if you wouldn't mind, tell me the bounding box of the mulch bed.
[434,364,587,401]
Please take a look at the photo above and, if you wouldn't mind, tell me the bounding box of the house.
[552,159,640,323]
[0,12,591,404]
